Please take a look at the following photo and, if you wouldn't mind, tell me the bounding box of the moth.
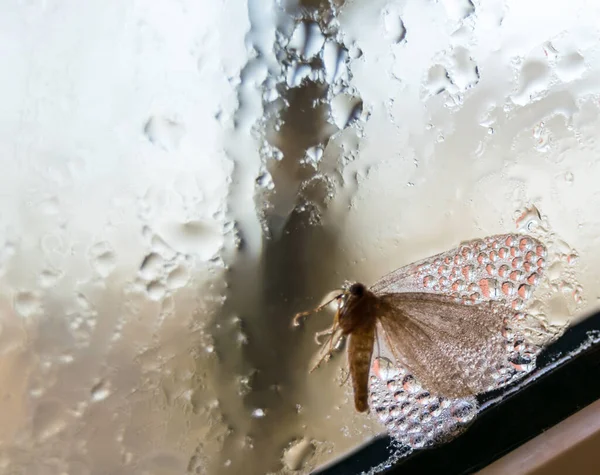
[293,234,546,413]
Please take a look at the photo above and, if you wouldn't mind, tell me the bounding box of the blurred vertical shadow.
[210,1,351,472]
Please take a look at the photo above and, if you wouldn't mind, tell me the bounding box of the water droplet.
[402,375,421,393]
[33,401,68,442]
[425,65,454,96]
[39,195,60,215]
[479,279,499,299]
[91,380,111,402]
[383,9,406,43]
[166,264,190,290]
[441,0,475,20]
[502,282,515,297]
[146,281,166,301]
[515,206,543,231]
[251,408,266,418]
[304,146,324,167]
[282,438,315,471]
[287,22,325,59]
[512,61,551,106]
[322,40,348,84]
[556,51,586,83]
[450,47,480,90]
[144,116,185,151]
[256,170,275,190]
[533,122,551,152]
[286,61,313,88]
[14,291,41,318]
[39,268,63,288]
[450,400,476,423]
[158,220,222,259]
[330,94,363,129]
[139,252,164,280]
[88,242,116,278]
[564,171,574,183]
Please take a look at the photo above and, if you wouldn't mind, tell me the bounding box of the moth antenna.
[292,293,343,328]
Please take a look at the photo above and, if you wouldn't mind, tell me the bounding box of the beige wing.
[377,292,514,398]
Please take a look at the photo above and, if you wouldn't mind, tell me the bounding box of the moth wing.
[370,235,546,309]
[377,292,513,398]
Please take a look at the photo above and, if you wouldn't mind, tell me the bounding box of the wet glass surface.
[2,0,600,474]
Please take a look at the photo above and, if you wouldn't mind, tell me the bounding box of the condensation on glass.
[0,0,599,474]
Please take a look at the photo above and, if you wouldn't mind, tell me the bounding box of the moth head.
[336,282,371,331]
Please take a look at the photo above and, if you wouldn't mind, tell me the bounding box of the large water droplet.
[330,94,363,130]
[288,22,325,59]
[166,264,190,290]
[383,9,406,43]
[139,252,164,280]
[322,40,348,84]
[282,438,315,471]
[556,51,586,82]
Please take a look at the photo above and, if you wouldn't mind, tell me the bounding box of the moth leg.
[309,337,335,373]
[339,367,351,386]
[314,324,336,345]
[309,327,344,373]
[292,293,343,328]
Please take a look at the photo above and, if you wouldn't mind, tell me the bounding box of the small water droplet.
[256,170,275,191]
[33,401,68,442]
[402,374,421,393]
[144,116,185,151]
[450,400,476,423]
[88,242,116,278]
[146,281,166,301]
[383,9,406,43]
[533,122,551,152]
[14,291,41,318]
[564,171,574,183]
[330,94,363,129]
[286,61,313,88]
[91,380,111,402]
[515,206,543,231]
[39,268,63,288]
[39,196,60,215]
[304,146,324,167]
[425,64,453,96]
[139,252,164,280]
[166,264,190,290]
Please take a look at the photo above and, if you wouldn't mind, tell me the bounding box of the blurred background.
[1,0,599,474]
